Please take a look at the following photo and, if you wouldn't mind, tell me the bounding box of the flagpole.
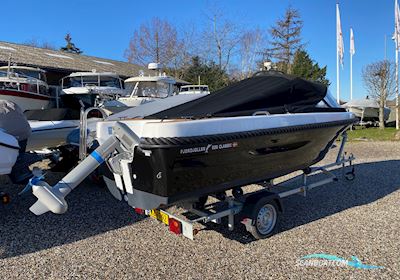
[396,48,399,130]
[396,0,400,130]
[350,36,353,100]
[336,4,340,103]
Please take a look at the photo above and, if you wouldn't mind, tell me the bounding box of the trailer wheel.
[247,199,279,239]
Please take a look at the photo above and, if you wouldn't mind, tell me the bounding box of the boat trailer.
[27,119,355,239]
[132,133,355,240]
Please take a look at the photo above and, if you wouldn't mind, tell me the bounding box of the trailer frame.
[138,132,355,240]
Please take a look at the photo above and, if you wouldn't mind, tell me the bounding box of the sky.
[0,0,397,101]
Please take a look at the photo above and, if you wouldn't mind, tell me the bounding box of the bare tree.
[264,7,304,74]
[202,8,240,72]
[125,18,183,69]
[362,60,396,129]
[238,28,266,79]
[169,23,198,78]
[23,38,57,50]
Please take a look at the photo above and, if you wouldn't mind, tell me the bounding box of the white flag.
[350,28,355,56]
[395,0,400,50]
[336,4,344,67]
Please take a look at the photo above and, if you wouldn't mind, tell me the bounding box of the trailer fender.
[240,191,283,218]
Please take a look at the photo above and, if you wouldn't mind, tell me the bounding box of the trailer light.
[134,207,144,215]
[168,218,182,235]
[1,193,10,204]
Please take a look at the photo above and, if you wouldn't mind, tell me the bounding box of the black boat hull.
[120,119,355,210]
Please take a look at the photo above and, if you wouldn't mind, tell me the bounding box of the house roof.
[0,41,145,79]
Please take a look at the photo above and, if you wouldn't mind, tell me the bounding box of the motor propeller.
[29,122,140,215]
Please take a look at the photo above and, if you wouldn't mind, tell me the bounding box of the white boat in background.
[179,85,210,94]
[106,93,210,121]
[60,71,125,109]
[27,120,82,151]
[342,97,390,124]
[0,65,51,111]
[0,130,19,175]
[26,116,103,151]
[103,63,193,110]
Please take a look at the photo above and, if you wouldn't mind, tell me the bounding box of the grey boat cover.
[342,98,381,109]
[0,100,31,141]
[146,71,330,119]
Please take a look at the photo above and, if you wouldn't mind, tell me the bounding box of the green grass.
[347,127,400,141]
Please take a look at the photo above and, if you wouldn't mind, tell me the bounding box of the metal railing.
[79,105,108,161]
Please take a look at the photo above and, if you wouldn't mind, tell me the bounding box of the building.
[0,41,150,86]
[0,41,189,86]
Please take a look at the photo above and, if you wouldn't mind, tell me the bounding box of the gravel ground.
[0,141,399,279]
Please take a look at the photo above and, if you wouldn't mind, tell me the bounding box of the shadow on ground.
[199,160,400,243]
[0,173,145,259]
[1,160,399,256]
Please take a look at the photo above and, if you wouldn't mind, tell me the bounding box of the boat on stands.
[0,65,51,111]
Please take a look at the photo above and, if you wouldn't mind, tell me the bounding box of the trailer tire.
[247,198,279,239]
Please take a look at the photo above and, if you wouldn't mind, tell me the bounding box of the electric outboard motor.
[0,100,32,183]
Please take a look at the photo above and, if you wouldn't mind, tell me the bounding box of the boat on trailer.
[342,97,391,126]
[28,71,357,239]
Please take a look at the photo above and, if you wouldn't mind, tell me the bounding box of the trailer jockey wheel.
[232,187,243,198]
[345,166,355,181]
[247,198,279,239]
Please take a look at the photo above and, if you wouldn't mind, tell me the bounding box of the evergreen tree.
[60,33,82,54]
[265,7,304,74]
[291,49,329,86]
[181,56,230,91]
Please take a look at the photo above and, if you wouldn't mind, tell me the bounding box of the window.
[100,76,122,88]
[11,69,46,81]
[131,81,170,98]
[81,76,99,86]
[63,77,82,88]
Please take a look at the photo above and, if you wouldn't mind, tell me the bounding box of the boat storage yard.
[0,11,400,277]
[0,57,399,278]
